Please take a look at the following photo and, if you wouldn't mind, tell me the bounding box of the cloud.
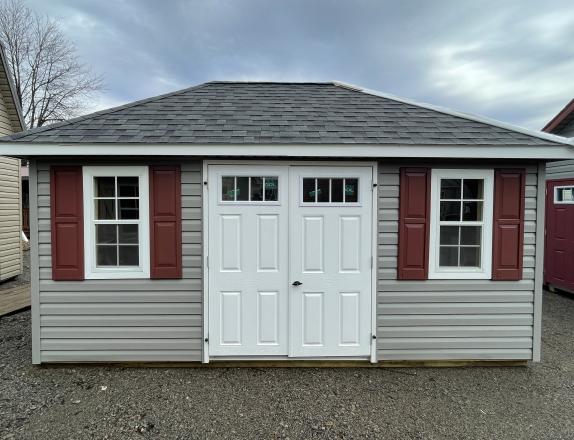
[26,0,574,130]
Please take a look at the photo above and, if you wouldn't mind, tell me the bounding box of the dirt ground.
[0,290,573,440]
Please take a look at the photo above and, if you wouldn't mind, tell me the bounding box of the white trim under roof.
[1,142,574,160]
[333,81,573,146]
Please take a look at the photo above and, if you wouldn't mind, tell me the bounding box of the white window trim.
[428,169,494,280]
[553,185,574,204]
[83,165,150,279]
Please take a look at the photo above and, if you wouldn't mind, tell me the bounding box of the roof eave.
[1,142,574,160]
[542,99,574,134]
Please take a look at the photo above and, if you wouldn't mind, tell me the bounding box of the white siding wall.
[34,160,203,363]
[0,85,22,281]
[377,161,538,360]
[0,156,22,281]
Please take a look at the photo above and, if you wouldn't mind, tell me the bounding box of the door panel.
[208,165,289,356]
[208,163,374,359]
[546,180,574,292]
[289,166,373,357]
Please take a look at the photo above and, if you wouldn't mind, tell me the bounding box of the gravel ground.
[0,249,30,290]
[0,291,573,440]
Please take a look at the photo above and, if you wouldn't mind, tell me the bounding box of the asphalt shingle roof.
[2,81,561,145]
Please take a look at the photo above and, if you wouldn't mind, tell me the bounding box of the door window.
[554,186,574,204]
[302,177,359,204]
[221,176,279,202]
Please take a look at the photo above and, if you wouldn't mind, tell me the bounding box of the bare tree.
[0,0,103,128]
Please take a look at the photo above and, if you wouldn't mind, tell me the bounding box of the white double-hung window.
[83,166,150,279]
[428,169,494,279]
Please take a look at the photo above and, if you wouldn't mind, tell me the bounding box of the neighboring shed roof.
[0,43,24,132]
[543,98,574,136]
[1,81,565,146]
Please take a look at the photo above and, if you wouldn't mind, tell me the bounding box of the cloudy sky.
[27,0,574,130]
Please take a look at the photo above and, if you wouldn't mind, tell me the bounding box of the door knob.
[292,281,303,286]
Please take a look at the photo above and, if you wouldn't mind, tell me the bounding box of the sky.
[27,0,574,130]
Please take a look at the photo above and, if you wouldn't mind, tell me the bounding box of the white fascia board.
[2,143,574,160]
[333,81,574,146]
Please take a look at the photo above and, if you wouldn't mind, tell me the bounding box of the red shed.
[543,99,574,293]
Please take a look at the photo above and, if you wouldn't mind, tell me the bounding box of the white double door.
[208,164,373,358]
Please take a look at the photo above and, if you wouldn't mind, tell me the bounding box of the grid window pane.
[118,199,139,219]
[331,178,344,202]
[317,179,330,202]
[439,246,458,266]
[119,245,139,266]
[96,245,117,266]
[460,247,481,267]
[118,224,138,244]
[264,177,278,201]
[345,179,358,203]
[96,199,115,220]
[250,177,263,201]
[463,179,483,199]
[236,177,249,201]
[118,177,139,197]
[222,176,235,201]
[440,226,459,245]
[440,201,461,221]
[462,201,482,221]
[96,224,117,244]
[440,179,461,199]
[303,178,316,202]
[460,226,481,245]
[95,177,115,197]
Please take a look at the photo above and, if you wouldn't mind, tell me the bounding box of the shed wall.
[33,158,541,363]
[0,84,22,281]
[547,160,574,180]
[377,161,539,360]
[34,160,203,362]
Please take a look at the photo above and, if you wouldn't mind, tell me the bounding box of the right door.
[289,166,373,357]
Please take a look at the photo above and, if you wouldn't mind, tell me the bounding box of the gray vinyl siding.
[546,160,574,180]
[377,161,539,361]
[34,160,203,363]
[0,156,22,281]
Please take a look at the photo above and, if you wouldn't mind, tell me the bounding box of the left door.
[208,165,289,356]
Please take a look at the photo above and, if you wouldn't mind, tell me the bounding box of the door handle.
[292,281,303,286]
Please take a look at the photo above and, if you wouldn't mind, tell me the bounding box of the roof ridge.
[6,81,215,140]
[332,81,572,146]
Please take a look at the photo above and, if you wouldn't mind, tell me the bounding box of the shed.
[1,81,573,365]
[0,43,25,282]
[542,99,574,294]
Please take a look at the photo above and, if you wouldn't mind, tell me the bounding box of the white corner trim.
[1,143,574,159]
[333,81,574,146]
[83,165,150,279]
[428,168,494,280]
[532,162,546,362]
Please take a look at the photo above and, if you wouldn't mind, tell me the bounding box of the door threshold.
[210,356,371,361]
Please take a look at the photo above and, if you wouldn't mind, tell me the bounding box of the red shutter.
[50,166,84,280]
[150,165,182,279]
[492,169,525,280]
[398,167,431,280]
